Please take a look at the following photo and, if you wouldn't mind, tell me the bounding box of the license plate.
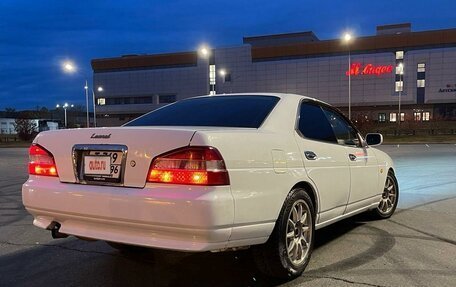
[83,151,123,182]
[84,156,111,175]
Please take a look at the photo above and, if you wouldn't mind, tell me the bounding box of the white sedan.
[22,93,398,278]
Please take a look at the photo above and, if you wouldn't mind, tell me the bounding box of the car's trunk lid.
[33,127,197,188]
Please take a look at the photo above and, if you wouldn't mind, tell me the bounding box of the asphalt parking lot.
[0,145,455,287]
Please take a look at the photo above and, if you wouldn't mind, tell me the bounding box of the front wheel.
[253,188,315,279]
[372,171,399,219]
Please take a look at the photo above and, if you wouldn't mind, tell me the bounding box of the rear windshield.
[124,95,280,128]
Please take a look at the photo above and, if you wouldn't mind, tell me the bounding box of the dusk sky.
[0,0,455,110]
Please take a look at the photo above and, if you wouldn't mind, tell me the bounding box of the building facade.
[0,118,16,134]
[91,23,456,127]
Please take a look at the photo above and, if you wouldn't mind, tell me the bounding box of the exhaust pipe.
[50,222,69,239]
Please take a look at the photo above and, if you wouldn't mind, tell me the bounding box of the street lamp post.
[56,103,74,128]
[219,69,227,82]
[93,86,103,127]
[343,33,354,120]
[61,60,90,128]
[84,81,89,128]
[198,45,213,94]
[218,69,240,93]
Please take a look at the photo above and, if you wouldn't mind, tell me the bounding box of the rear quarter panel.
[190,129,309,241]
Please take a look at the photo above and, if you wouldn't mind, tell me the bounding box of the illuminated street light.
[84,81,89,127]
[93,86,103,127]
[198,44,214,94]
[342,32,355,120]
[60,59,92,127]
[56,103,74,128]
[218,69,228,85]
[198,45,211,58]
[61,60,77,74]
[343,33,352,43]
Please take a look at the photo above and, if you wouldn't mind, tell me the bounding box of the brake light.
[28,144,58,177]
[147,146,229,185]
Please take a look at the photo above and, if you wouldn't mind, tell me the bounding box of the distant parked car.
[22,93,398,278]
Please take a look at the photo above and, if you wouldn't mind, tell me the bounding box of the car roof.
[192,92,329,106]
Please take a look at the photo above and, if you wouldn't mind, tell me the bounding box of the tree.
[13,118,37,141]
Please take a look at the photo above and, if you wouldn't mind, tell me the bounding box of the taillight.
[147,146,229,186]
[28,144,58,177]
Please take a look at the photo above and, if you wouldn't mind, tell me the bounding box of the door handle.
[304,151,317,160]
[349,154,357,161]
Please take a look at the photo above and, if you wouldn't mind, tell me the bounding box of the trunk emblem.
[130,160,136,167]
[91,133,111,139]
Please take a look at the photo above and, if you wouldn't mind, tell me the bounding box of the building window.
[97,98,106,105]
[396,51,404,60]
[395,81,403,92]
[389,113,397,122]
[400,112,405,122]
[133,96,153,104]
[423,112,430,121]
[417,79,425,87]
[226,73,232,82]
[414,112,422,121]
[209,65,216,85]
[378,113,386,123]
[158,95,176,104]
[417,63,426,72]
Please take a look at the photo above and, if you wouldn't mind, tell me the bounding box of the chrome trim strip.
[72,144,128,187]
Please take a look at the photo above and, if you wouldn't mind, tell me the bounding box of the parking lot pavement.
[0,145,455,287]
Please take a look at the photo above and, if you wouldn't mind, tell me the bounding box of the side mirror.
[365,133,383,146]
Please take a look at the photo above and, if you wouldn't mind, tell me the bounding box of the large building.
[91,23,456,127]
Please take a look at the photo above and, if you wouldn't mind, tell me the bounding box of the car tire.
[372,171,399,219]
[253,188,315,279]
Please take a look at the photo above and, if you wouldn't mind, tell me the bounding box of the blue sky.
[0,0,455,110]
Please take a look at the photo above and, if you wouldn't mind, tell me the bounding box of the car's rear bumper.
[22,176,238,251]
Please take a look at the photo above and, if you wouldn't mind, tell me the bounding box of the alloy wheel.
[285,199,312,266]
[378,175,397,215]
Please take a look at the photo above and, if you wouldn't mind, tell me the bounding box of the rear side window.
[298,102,337,143]
[125,95,279,128]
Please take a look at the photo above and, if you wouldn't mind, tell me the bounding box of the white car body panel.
[345,145,381,213]
[293,135,351,223]
[24,176,235,251]
[33,127,199,187]
[22,93,395,252]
